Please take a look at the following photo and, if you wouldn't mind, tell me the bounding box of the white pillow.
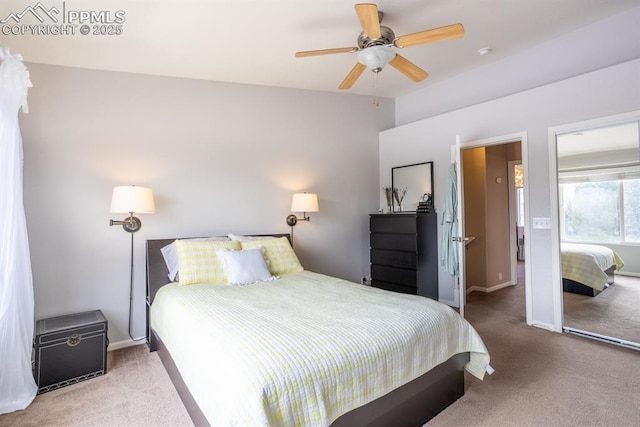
[228,233,276,242]
[161,236,229,281]
[216,248,275,285]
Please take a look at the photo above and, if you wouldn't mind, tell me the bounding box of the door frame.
[453,131,532,324]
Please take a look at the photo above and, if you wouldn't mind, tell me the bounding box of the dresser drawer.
[372,280,417,295]
[371,264,417,287]
[371,248,417,269]
[370,215,416,233]
[370,233,417,251]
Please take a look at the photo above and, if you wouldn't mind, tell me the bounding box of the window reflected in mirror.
[557,121,640,245]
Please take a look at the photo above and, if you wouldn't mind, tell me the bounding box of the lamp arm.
[109,212,142,233]
[286,212,312,227]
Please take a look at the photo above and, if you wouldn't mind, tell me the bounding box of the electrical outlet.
[498,272,503,280]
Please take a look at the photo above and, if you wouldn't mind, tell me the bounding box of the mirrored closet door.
[555,115,640,349]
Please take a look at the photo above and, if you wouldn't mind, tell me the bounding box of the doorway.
[455,132,532,324]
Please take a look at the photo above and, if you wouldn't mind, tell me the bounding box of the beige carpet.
[0,345,192,426]
[563,274,640,344]
[2,282,639,426]
[430,281,640,426]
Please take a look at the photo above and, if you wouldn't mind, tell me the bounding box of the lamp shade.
[291,193,319,213]
[110,186,155,214]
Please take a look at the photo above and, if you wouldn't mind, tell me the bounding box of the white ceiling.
[557,122,640,157]
[1,0,638,98]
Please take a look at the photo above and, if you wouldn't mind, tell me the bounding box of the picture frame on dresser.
[391,161,434,213]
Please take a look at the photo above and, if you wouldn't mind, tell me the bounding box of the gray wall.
[379,58,640,330]
[20,64,394,346]
[394,7,640,126]
[381,7,640,330]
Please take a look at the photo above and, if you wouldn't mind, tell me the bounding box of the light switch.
[532,217,551,229]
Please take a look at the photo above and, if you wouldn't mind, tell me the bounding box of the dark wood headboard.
[145,234,290,349]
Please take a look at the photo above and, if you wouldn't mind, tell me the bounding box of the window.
[560,179,640,244]
[557,120,640,245]
[514,164,525,227]
[516,187,525,227]
[624,179,640,242]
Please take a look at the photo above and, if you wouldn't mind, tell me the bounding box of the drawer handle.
[67,334,81,347]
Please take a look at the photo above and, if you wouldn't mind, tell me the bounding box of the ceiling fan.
[295,3,464,90]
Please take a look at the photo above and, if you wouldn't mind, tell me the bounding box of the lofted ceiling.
[1,0,638,98]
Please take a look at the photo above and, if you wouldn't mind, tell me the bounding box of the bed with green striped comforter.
[561,243,625,291]
[151,270,490,426]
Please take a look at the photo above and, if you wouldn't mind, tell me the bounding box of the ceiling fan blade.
[355,3,381,39]
[394,23,464,48]
[389,55,429,82]
[295,47,358,58]
[339,63,367,90]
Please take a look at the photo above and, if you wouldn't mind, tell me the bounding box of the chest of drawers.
[369,213,439,300]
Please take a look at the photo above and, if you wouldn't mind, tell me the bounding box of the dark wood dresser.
[369,213,439,300]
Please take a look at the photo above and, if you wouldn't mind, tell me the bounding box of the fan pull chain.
[371,70,380,107]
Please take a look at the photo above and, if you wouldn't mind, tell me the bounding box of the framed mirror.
[391,161,434,213]
[555,117,640,348]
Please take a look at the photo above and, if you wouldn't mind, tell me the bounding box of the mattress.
[150,270,490,426]
[561,243,625,291]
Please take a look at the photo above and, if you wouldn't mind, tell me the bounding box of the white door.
[453,135,467,317]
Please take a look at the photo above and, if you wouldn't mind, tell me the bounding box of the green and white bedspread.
[151,270,490,426]
[561,243,625,291]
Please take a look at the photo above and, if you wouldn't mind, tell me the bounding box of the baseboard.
[466,281,515,294]
[616,271,640,278]
[108,337,146,351]
[531,321,557,332]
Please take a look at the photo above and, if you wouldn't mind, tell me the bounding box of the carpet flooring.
[563,274,640,344]
[2,279,639,426]
[430,280,639,426]
[0,345,192,426]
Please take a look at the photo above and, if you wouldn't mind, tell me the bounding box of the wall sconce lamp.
[109,186,155,232]
[286,193,319,226]
[109,185,155,343]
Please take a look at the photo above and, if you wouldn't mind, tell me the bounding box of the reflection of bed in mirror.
[561,243,625,297]
[146,235,490,426]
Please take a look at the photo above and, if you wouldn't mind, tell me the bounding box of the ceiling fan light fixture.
[357,45,396,73]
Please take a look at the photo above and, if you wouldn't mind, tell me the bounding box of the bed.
[561,243,625,297]
[146,234,490,426]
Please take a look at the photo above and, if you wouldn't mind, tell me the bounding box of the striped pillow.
[175,240,241,285]
[241,237,303,275]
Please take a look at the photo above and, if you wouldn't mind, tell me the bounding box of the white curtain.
[0,48,37,413]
